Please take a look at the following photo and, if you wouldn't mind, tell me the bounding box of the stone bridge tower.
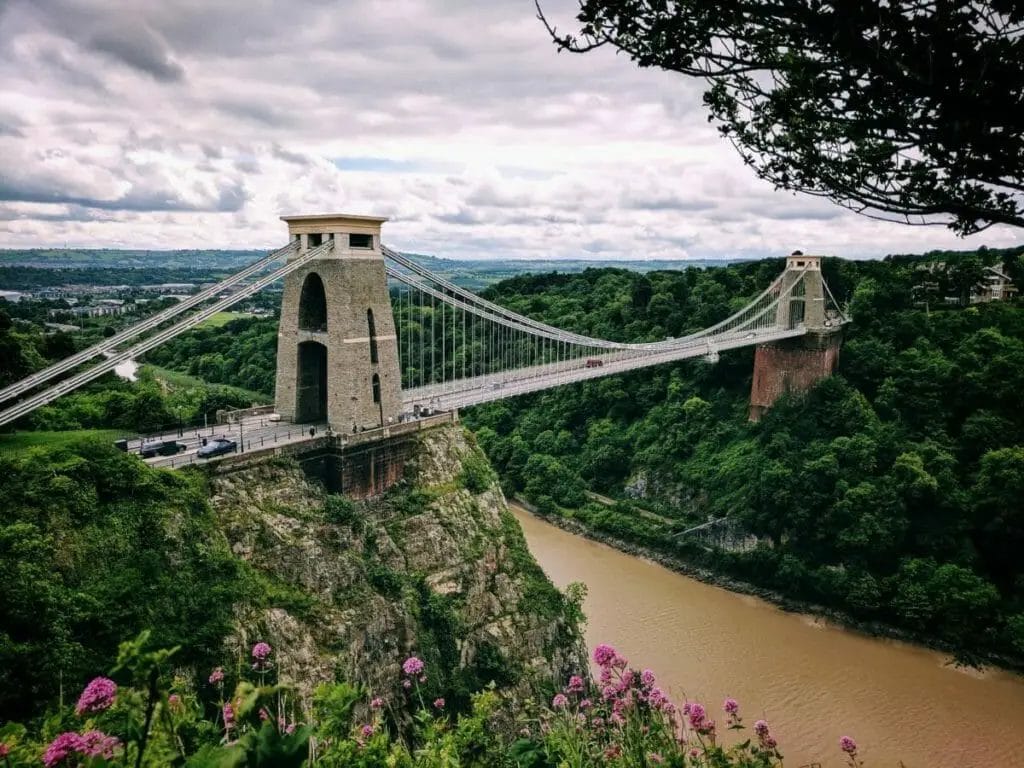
[274,214,402,430]
[748,252,843,421]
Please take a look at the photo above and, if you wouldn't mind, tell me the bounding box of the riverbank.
[512,498,1024,675]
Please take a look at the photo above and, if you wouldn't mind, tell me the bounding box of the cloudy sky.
[0,0,1019,260]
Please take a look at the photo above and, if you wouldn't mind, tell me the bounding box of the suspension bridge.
[0,213,847,436]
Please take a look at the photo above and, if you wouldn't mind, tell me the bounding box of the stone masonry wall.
[749,332,842,420]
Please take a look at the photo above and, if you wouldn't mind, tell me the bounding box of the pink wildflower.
[285,723,296,735]
[601,685,617,701]
[434,698,445,709]
[0,743,8,758]
[766,735,778,749]
[689,748,700,759]
[402,679,412,689]
[209,667,224,685]
[647,687,668,710]
[79,731,119,760]
[402,656,425,676]
[593,644,617,666]
[640,669,656,687]
[753,719,770,737]
[361,724,374,738]
[840,736,858,755]
[687,702,706,729]
[43,733,84,768]
[75,677,117,716]
[579,698,592,710]
[723,698,739,715]
[551,693,569,709]
[168,694,181,708]
[370,696,384,709]
[223,703,235,728]
[258,707,270,722]
[566,674,585,693]
[419,674,427,683]
[252,641,272,661]
[648,753,665,765]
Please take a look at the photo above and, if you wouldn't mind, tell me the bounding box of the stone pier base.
[748,330,843,421]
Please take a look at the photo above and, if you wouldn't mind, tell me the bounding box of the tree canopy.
[538,1,1024,235]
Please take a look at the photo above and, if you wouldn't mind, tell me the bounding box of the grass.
[196,311,252,328]
[142,365,269,403]
[0,429,127,455]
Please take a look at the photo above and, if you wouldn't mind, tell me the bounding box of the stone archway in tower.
[295,340,328,422]
[298,272,327,332]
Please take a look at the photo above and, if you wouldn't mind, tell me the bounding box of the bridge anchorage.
[0,212,848,493]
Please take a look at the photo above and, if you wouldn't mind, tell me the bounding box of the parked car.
[139,439,185,458]
[197,437,237,458]
[268,413,282,422]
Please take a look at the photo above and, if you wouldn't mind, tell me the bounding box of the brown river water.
[512,505,1024,768]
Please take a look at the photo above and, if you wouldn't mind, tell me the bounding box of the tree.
[538,1,1024,235]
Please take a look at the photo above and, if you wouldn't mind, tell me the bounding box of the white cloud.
[0,0,1019,259]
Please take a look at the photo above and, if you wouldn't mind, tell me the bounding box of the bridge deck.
[403,325,806,411]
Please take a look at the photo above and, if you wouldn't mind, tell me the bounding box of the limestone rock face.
[208,424,583,705]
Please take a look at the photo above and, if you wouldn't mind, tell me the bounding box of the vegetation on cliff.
[0,425,582,726]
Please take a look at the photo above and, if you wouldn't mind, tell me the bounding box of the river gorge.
[513,505,1024,768]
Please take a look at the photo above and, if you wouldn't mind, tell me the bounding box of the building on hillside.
[973,266,1018,303]
[48,302,126,319]
[912,262,1018,305]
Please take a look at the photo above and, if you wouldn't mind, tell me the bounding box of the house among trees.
[912,260,1019,307]
[975,266,1018,303]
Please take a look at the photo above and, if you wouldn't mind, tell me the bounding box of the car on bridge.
[585,358,603,368]
[197,437,237,458]
[139,438,186,458]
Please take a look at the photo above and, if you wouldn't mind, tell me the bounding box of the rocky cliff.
[207,423,583,705]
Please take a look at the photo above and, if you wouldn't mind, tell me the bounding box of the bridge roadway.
[131,411,457,470]
[402,324,807,411]
[130,415,328,469]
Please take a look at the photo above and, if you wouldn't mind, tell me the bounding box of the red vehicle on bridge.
[585,358,603,368]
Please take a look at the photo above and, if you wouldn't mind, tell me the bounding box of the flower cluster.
[753,719,779,751]
[43,731,120,767]
[252,641,273,670]
[74,676,117,717]
[208,666,225,685]
[402,656,424,677]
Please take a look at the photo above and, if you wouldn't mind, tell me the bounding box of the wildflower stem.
[134,667,160,768]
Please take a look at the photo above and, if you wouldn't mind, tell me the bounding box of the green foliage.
[366,563,404,599]
[0,441,241,721]
[323,494,357,525]
[459,450,497,494]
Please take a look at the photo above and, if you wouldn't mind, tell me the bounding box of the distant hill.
[0,248,745,291]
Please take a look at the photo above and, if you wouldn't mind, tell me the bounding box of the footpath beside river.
[513,503,1024,768]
